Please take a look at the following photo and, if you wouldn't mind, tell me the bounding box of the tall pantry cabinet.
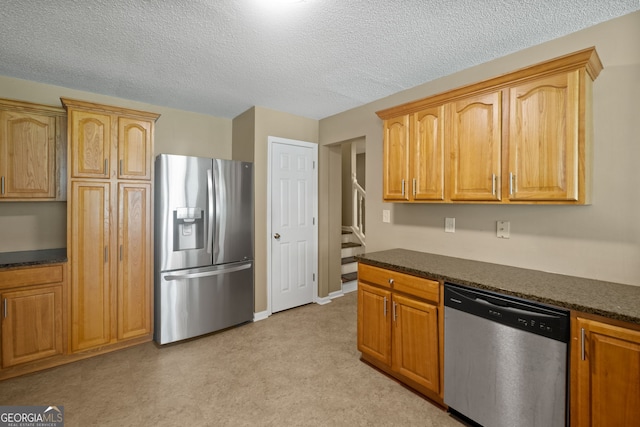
[61,98,159,353]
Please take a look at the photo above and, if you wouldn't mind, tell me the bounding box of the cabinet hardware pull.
[401,179,405,197]
[393,301,397,321]
[509,173,515,195]
[104,246,108,263]
[119,159,123,175]
[3,298,6,318]
[383,297,388,317]
[492,174,496,196]
[120,245,123,261]
[104,159,108,176]
[413,178,416,197]
[388,278,394,285]
[0,176,4,195]
[581,327,586,361]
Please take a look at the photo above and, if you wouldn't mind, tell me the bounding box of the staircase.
[341,229,363,293]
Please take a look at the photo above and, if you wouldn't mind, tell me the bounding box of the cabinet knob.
[388,278,394,285]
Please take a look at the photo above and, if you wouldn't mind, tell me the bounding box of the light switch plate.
[445,217,455,233]
[497,220,510,238]
[382,210,390,223]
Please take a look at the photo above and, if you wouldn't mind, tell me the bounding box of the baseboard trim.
[253,310,270,322]
[342,280,358,294]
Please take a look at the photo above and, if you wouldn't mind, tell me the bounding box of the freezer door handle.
[164,263,251,281]
[207,168,214,254]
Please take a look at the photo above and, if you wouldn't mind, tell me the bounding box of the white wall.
[319,11,640,286]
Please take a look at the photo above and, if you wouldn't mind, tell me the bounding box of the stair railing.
[352,173,366,245]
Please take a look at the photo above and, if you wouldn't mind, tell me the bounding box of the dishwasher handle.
[444,282,569,343]
[474,296,564,321]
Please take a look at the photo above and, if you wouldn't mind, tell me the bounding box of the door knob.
[274,233,281,239]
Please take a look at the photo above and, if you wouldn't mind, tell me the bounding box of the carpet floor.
[0,291,463,426]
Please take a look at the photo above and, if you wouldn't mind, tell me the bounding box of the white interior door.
[270,138,317,313]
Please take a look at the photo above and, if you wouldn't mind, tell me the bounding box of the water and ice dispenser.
[173,207,204,250]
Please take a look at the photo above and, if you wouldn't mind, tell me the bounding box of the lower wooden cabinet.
[571,315,640,426]
[0,264,65,371]
[1,285,63,367]
[357,264,442,403]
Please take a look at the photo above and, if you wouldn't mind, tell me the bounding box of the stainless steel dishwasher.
[444,282,569,427]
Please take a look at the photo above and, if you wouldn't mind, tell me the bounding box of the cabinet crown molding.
[376,47,602,120]
[0,98,65,116]
[60,97,160,121]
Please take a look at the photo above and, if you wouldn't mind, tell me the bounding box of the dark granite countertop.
[0,248,67,269]
[357,249,640,325]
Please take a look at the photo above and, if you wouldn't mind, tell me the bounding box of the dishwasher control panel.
[444,282,569,342]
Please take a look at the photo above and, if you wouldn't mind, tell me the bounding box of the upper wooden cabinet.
[448,91,502,201]
[0,99,66,201]
[383,106,446,201]
[508,72,582,201]
[62,98,158,181]
[382,115,410,200]
[412,106,444,201]
[377,47,602,204]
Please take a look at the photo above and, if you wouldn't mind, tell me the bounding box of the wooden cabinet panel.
[1,285,63,368]
[391,294,439,394]
[118,117,151,180]
[358,264,443,403]
[572,317,640,427]
[448,91,502,201]
[411,106,444,201]
[69,110,111,179]
[357,282,392,366]
[0,265,63,289]
[70,181,112,352]
[383,115,410,201]
[0,110,56,198]
[117,183,152,340]
[63,98,158,355]
[509,72,579,201]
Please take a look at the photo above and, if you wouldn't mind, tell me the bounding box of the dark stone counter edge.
[0,248,67,269]
[356,257,640,326]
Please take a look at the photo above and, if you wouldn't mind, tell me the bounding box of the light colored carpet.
[0,292,462,426]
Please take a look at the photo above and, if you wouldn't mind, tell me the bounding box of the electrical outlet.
[382,210,390,223]
[445,217,455,233]
[497,221,510,238]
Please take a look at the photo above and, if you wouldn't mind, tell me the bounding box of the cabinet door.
[70,181,113,352]
[391,294,439,393]
[117,183,152,340]
[357,282,392,366]
[448,92,501,201]
[411,106,444,201]
[69,110,112,179]
[118,117,152,180]
[383,115,410,201]
[572,317,640,427]
[509,72,579,201]
[0,111,56,198]
[1,285,63,368]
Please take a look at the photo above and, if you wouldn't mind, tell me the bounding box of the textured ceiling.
[1,1,638,119]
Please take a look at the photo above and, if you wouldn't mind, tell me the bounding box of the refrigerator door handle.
[207,168,214,254]
[164,263,252,281]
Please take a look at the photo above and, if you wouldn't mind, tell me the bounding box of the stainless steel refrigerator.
[154,154,254,345]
